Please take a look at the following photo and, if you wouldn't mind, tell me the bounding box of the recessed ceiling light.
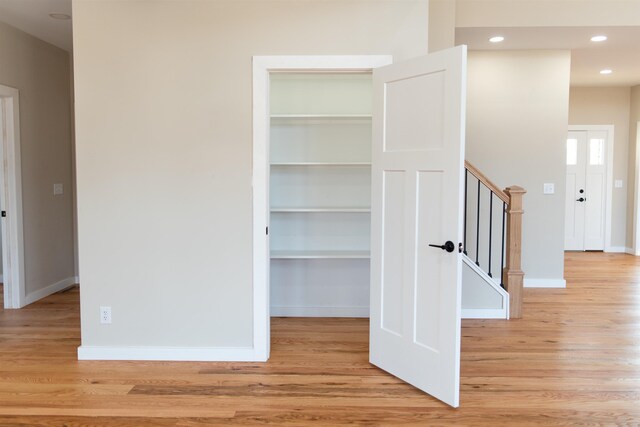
[49,13,71,20]
[600,69,613,75]
[489,36,505,43]
[590,35,607,42]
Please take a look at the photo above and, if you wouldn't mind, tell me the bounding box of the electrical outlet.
[53,183,63,195]
[543,183,555,195]
[100,306,112,324]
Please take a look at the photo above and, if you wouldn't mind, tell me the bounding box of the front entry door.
[565,129,607,251]
[369,46,467,408]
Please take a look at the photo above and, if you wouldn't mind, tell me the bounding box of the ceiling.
[0,1,638,86]
[0,0,72,51]
[456,26,640,87]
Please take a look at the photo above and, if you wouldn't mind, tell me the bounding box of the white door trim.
[567,125,614,252]
[252,55,393,361]
[0,84,26,309]
[634,122,640,256]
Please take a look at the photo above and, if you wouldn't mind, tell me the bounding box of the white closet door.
[370,46,466,408]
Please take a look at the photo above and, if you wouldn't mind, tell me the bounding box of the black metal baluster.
[488,192,493,277]
[463,170,468,255]
[501,201,506,289]
[475,179,480,266]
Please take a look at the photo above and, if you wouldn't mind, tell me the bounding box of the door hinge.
[266,226,269,235]
[1,211,5,217]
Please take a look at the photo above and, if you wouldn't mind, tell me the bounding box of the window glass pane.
[590,138,604,165]
[566,138,577,165]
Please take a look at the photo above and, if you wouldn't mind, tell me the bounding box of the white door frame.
[567,125,614,252]
[252,55,392,361]
[0,84,26,309]
[633,122,640,255]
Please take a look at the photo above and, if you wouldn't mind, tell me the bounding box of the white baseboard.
[462,308,508,319]
[271,306,369,317]
[523,278,566,288]
[25,276,78,305]
[77,345,262,362]
[605,246,626,253]
[625,247,637,255]
[274,306,510,319]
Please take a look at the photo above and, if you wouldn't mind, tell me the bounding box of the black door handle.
[429,241,455,253]
[576,197,586,202]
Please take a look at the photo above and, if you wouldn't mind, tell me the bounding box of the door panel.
[370,46,466,408]
[585,170,605,249]
[415,171,444,350]
[584,132,607,250]
[564,171,578,240]
[564,131,586,250]
[384,72,445,151]
[381,170,405,335]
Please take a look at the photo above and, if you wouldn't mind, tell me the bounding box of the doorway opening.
[0,84,26,309]
[269,72,374,317]
[251,56,392,361]
[564,125,614,252]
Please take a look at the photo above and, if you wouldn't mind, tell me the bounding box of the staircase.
[462,161,526,319]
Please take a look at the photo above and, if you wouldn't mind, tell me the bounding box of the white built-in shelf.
[271,114,372,119]
[270,250,370,259]
[271,207,371,213]
[271,162,371,166]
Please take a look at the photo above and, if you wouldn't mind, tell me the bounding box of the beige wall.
[456,0,640,28]
[568,87,631,249]
[628,86,640,250]
[73,0,429,349]
[0,22,75,297]
[466,50,571,283]
[428,0,456,52]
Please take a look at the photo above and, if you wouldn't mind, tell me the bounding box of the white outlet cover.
[543,183,555,194]
[100,306,112,324]
[53,183,63,195]
[615,179,623,188]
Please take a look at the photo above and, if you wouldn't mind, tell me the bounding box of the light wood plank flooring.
[0,252,639,425]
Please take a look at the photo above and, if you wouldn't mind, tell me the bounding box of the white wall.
[466,50,571,285]
[568,87,631,250]
[73,0,429,351]
[0,21,76,300]
[461,264,503,309]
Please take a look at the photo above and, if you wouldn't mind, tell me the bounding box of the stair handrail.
[464,161,526,319]
[464,161,509,204]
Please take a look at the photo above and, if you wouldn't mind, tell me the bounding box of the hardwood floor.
[0,252,639,425]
